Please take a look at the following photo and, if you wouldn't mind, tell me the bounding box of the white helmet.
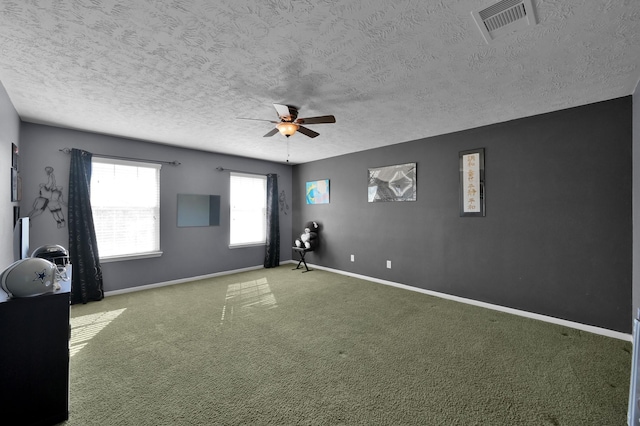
[0,258,59,298]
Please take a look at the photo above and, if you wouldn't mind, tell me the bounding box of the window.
[229,172,266,247]
[90,158,161,261]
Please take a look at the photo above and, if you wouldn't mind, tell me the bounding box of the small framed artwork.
[306,179,330,204]
[459,148,485,217]
[11,168,18,202]
[368,162,416,202]
[11,143,18,171]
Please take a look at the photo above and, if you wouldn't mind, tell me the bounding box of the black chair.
[292,247,313,272]
[292,221,320,272]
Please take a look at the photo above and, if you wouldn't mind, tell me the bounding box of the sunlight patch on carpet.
[221,277,277,324]
[70,308,126,357]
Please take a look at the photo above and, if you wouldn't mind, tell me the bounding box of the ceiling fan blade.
[263,128,279,137]
[237,117,278,123]
[296,115,336,125]
[297,126,319,138]
[273,103,292,118]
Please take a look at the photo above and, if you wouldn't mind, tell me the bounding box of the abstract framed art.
[306,179,330,204]
[367,162,416,202]
[459,148,485,217]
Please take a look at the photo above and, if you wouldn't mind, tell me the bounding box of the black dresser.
[0,291,70,425]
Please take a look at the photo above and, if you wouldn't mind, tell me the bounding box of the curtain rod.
[216,167,278,177]
[59,147,181,166]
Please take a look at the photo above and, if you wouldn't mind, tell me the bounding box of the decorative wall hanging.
[279,190,289,214]
[368,162,416,202]
[11,143,20,202]
[11,143,18,171]
[177,194,220,227]
[306,179,330,204]
[459,148,485,217]
[28,166,66,228]
[11,168,19,201]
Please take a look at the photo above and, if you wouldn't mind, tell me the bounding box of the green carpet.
[63,266,631,425]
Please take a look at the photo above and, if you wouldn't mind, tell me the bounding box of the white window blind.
[229,172,266,247]
[90,158,161,259]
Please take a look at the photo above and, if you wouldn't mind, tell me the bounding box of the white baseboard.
[106,260,632,342]
[104,264,266,297]
[294,261,632,342]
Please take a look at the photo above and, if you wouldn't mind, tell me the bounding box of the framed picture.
[11,143,18,171]
[11,168,18,202]
[306,179,330,204]
[459,148,485,217]
[368,162,416,202]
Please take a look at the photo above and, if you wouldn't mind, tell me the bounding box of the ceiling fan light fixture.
[277,122,299,137]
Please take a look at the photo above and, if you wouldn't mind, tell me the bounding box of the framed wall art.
[11,143,20,202]
[306,179,330,204]
[459,148,485,217]
[11,168,19,202]
[177,194,221,227]
[11,143,18,171]
[368,162,416,202]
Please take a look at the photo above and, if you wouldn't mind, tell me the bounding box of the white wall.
[0,81,20,269]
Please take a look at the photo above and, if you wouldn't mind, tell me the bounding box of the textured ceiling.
[1,0,639,164]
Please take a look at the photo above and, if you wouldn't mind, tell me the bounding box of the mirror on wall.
[177,194,220,227]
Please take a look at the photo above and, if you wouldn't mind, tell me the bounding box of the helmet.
[31,244,70,268]
[0,258,59,298]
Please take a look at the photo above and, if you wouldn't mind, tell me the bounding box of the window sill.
[100,251,163,263]
[228,242,266,249]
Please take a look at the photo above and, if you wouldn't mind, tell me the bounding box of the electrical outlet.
[350,254,355,262]
[387,260,391,269]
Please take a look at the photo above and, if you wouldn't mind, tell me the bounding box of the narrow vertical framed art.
[11,143,20,202]
[11,168,18,202]
[11,143,18,171]
[459,148,485,217]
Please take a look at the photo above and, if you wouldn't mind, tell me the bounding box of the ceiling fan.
[240,104,336,138]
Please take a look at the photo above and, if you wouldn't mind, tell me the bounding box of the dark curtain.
[264,173,280,268]
[68,148,104,304]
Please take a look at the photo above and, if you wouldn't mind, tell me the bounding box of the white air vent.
[472,0,538,44]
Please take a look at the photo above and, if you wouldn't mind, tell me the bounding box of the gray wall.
[2,89,633,333]
[634,80,640,322]
[19,123,293,292]
[293,97,632,333]
[0,82,20,268]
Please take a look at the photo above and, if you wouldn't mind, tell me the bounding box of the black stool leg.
[293,249,312,272]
